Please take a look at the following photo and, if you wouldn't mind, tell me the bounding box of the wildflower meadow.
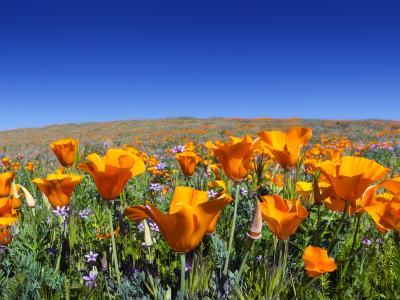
[1,118,400,299]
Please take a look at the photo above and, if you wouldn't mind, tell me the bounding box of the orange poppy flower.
[97,227,121,240]
[317,156,389,205]
[0,225,12,246]
[78,149,145,200]
[302,246,337,277]
[209,135,259,181]
[0,172,15,197]
[0,197,18,225]
[175,151,200,177]
[11,162,20,171]
[124,186,232,252]
[32,173,82,208]
[259,195,309,240]
[50,138,79,167]
[25,162,34,172]
[380,177,400,195]
[1,157,10,170]
[258,127,312,168]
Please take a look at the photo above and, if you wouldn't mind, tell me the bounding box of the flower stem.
[180,253,186,300]
[108,206,121,286]
[223,182,240,275]
[327,201,349,254]
[237,250,250,281]
[350,214,361,253]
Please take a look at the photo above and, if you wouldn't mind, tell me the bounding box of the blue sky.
[1,0,399,130]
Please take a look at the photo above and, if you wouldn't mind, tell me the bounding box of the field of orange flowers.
[1,118,400,299]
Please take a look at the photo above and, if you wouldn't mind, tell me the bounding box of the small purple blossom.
[0,245,6,254]
[52,206,69,217]
[79,208,93,219]
[362,237,372,246]
[240,187,248,197]
[84,251,99,263]
[82,270,97,287]
[208,189,218,199]
[172,145,185,153]
[137,222,144,233]
[376,238,383,245]
[149,222,159,232]
[155,162,167,170]
[185,261,191,272]
[149,183,164,192]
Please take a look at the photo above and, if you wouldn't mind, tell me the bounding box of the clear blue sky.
[1,0,399,130]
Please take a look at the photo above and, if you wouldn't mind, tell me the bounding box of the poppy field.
[1,118,400,299]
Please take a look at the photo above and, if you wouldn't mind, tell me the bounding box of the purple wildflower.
[79,208,93,219]
[149,222,159,232]
[362,237,372,246]
[52,206,69,217]
[82,270,97,287]
[155,162,167,170]
[208,189,218,199]
[137,222,144,233]
[149,183,164,192]
[172,145,185,153]
[84,251,99,263]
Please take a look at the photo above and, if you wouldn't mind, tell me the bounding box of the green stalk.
[327,201,349,254]
[180,253,186,300]
[223,183,240,275]
[109,206,121,286]
[237,250,250,281]
[350,214,361,253]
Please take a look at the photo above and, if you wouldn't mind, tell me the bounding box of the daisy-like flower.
[82,270,97,287]
[84,251,99,263]
[52,206,69,217]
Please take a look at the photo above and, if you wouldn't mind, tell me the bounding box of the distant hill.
[0,118,398,157]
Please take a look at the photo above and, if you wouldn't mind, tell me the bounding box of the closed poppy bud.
[143,220,153,247]
[258,127,312,168]
[19,185,36,208]
[1,157,10,170]
[32,173,82,208]
[302,246,337,277]
[317,156,389,206]
[0,172,15,197]
[259,195,308,240]
[0,225,12,246]
[124,186,231,253]
[210,135,260,181]
[246,200,263,239]
[175,151,199,177]
[78,149,145,201]
[50,138,79,167]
